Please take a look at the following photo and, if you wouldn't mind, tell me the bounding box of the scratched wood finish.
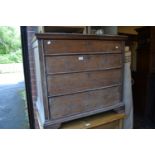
[44,40,122,54]
[47,69,122,96]
[45,54,122,74]
[49,86,121,119]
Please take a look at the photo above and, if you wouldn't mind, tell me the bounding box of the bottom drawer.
[49,86,122,120]
[61,111,125,129]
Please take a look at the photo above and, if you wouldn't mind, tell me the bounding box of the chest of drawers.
[32,33,126,128]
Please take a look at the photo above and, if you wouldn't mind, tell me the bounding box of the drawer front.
[44,40,122,54]
[46,54,122,74]
[49,86,121,119]
[47,69,122,96]
[91,120,121,129]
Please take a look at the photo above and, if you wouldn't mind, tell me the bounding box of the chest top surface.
[34,33,127,41]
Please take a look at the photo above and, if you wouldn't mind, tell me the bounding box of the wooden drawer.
[91,120,121,129]
[61,111,125,129]
[45,54,122,74]
[44,40,122,54]
[47,69,122,96]
[49,86,121,119]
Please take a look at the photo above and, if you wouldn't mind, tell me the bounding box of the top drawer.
[43,40,122,54]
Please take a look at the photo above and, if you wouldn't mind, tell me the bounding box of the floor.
[0,72,29,129]
[134,114,155,129]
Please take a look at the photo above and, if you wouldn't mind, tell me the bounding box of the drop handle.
[115,46,119,49]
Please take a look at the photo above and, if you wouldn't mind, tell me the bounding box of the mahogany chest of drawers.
[32,33,126,128]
